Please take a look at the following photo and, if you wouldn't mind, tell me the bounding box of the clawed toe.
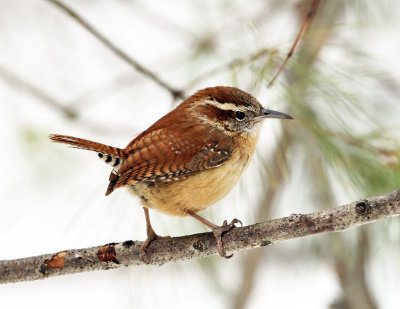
[211,218,242,258]
[221,218,242,231]
[229,218,242,228]
[185,210,243,259]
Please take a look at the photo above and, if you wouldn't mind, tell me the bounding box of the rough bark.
[1,189,399,284]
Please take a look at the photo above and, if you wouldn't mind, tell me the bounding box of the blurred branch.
[0,65,136,134]
[267,0,320,87]
[68,72,139,108]
[330,229,377,309]
[2,189,400,284]
[45,0,184,99]
[0,64,77,119]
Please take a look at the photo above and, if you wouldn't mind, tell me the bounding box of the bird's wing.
[106,127,233,194]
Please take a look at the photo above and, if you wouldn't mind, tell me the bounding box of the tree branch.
[45,0,184,99]
[267,0,320,87]
[1,189,400,284]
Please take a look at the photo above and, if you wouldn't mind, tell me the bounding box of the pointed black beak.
[255,108,293,121]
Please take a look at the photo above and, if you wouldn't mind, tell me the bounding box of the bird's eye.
[235,111,246,121]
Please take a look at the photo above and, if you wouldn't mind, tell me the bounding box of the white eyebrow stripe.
[200,99,249,112]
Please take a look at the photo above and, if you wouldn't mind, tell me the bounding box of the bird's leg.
[140,207,170,259]
[186,210,242,258]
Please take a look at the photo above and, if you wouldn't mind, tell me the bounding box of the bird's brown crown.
[184,86,261,108]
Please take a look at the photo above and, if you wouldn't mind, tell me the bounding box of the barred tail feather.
[49,134,125,158]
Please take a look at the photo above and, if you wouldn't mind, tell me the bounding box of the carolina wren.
[50,86,292,258]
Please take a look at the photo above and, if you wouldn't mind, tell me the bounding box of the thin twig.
[1,189,400,284]
[45,0,184,99]
[267,0,320,87]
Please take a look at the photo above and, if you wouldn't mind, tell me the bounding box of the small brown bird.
[50,86,292,258]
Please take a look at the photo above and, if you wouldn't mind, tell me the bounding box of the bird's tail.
[49,134,126,168]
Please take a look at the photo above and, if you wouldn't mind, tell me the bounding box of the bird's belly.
[128,149,251,216]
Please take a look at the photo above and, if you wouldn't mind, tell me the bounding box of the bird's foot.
[140,229,170,261]
[210,218,242,258]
